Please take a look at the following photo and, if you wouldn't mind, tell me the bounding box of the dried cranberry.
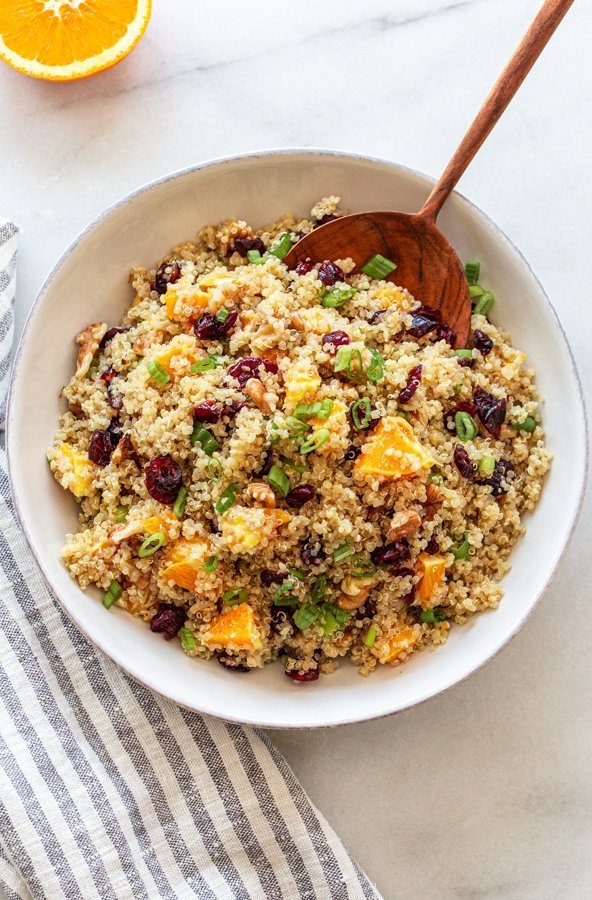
[270,607,293,633]
[145,455,182,505]
[322,330,351,353]
[444,400,477,434]
[286,484,316,508]
[256,448,274,478]
[398,365,423,404]
[369,310,387,325]
[403,585,417,604]
[217,309,238,336]
[154,261,181,295]
[295,258,315,275]
[194,313,219,341]
[99,327,129,349]
[193,400,223,423]
[227,400,248,416]
[425,535,440,554]
[435,324,456,345]
[216,652,251,672]
[454,444,477,479]
[260,569,284,588]
[300,538,326,567]
[371,540,410,568]
[286,666,320,682]
[107,387,123,411]
[232,236,266,257]
[457,356,475,369]
[100,366,117,383]
[473,329,493,356]
[107,419,122,447]
[408,305,441,338]
[228,357,278,388]
[150,604,185,640]
[356,599,377,621]
[478,459,515,497]
[89,430,115,467]
[473,387,506,438]
[317,261,344,286]
[314,213,339,228]
[344,445,361,462]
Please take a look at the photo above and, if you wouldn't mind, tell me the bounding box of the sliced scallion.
[454,349,474,359]
[222,587,248,606]
[351,397,372,430]
[333,543,354,563]
[478,455,496,477]
[114,505,128,524]
[204,555,219,574]
[474,291,494,316]
[190,355,219,374]
[269,232,293,260]
[455,411,478,442]
[247,249,262,263]
[316,398,334,420]
[103,580,122,609]
[361,253,397,280]
[511,416,536,433]
[450,534,471,560]
[267,464,291,498]
[273,594,299,607]
[179,627,196,652]
[294,401,321,420]
[216,307,230,323]
[321,287,357,308]
[420,608,447,623]
[465,260,481,285]
[469,284,484,299]
[311,575,327,603]
[366,348,385,384]
[207,457,224,482]
[363,625,378,647]
[138,532,166,558]
[299,428,330,454]
[288,567,305,582]
[191,425,220,456]
[293,603,321,631]
[285,415,310,437]
[173,486,188,519]
[334,345,353,373]
[269,423,281,445]
[346,349,364,382]
[146,360,170,385]
[279,456,308,474]
[351,557,377,578]
[216,483,239,514]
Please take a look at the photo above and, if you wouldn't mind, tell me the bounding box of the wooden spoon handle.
[418,0,574,223]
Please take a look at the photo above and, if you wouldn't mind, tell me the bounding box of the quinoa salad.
[47,196,550,682]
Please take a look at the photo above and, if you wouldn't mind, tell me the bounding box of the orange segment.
[415,553,447,605]
[0,0,151,81]
[377,626,418,664]
[161,538,211,592]
[203,604,262,651]
[355,416,435,480]
[164,289,210,322]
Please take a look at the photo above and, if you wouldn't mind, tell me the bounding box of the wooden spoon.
[285,0,574,348]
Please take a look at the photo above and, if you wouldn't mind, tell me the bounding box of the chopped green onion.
[469,284,484,299]
[474,291,494,316]
[204,555,219,574]
[269,423,281,445]
[269,232,293,260]
[293,603,321,631]
[334,345,353,373]
[455,349,474,359]
[288,568,305,582]
[138,532,166,558]
[216,307,230,323]
[294,401,321,420]
[351,557,377,578]
[366,348,385,384]
[223,587,248,606]
[103,579,122,609]
[311,575,327,603]
[207,457,224,482]
[361,253,397,280]
[173,486,188,519]
[179,627,196,652]
[285,415,310,437]
[346,349,364,382]
[321,606,339,637]
[274,580,295,598]
[478,455,496,477]
[419,608,447,623]
[453,384,463,397]
[465,260,481,285]
[216,482,239,514]
[190,355,219,374]
[451,534,471,560]
[300,428,330,454]
[279,456,308,474]
[146,360,170,385]
[364,625,378,647]
[267,464,291,498]
[191,425,220,456]
[512,416,537,433]
[247,249,262,263]
[273,594,299,608]
[321,287,357,308]
[455,411,478,442]
[316,398,333,420]
[333,543,355,563]
[351,397,372,430]
[114,505,128,524]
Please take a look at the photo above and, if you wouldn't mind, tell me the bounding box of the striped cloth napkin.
[0,218,380,900]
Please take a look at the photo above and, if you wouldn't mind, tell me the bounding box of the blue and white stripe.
[0,221,380,898]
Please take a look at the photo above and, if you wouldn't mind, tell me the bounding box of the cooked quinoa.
[47,196,550,681]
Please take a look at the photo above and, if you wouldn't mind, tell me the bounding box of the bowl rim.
[6,147,589,729]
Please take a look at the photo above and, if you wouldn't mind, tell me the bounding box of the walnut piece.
[337,575,378,610]
[75,322,107,378]
[246,482,276,508]
[387,508,422,542]
[244,378,276,414]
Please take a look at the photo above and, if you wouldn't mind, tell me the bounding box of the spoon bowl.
[285,209,471,347]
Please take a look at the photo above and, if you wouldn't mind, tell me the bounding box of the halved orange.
[0,0,151,81]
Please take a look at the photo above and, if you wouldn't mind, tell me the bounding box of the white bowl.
[8,149,587,729]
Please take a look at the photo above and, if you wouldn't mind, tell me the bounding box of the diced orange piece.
[374,284,413,311]
[164,288,209,321]
[161,537,211,591]
[143,513,177,540]
[203,603,262,651]
[355,416,435,480]
[154,346,196,378]
[415,553,447,604]
[377,626,418,664]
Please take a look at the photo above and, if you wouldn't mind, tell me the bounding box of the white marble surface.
[1,0,591,897]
